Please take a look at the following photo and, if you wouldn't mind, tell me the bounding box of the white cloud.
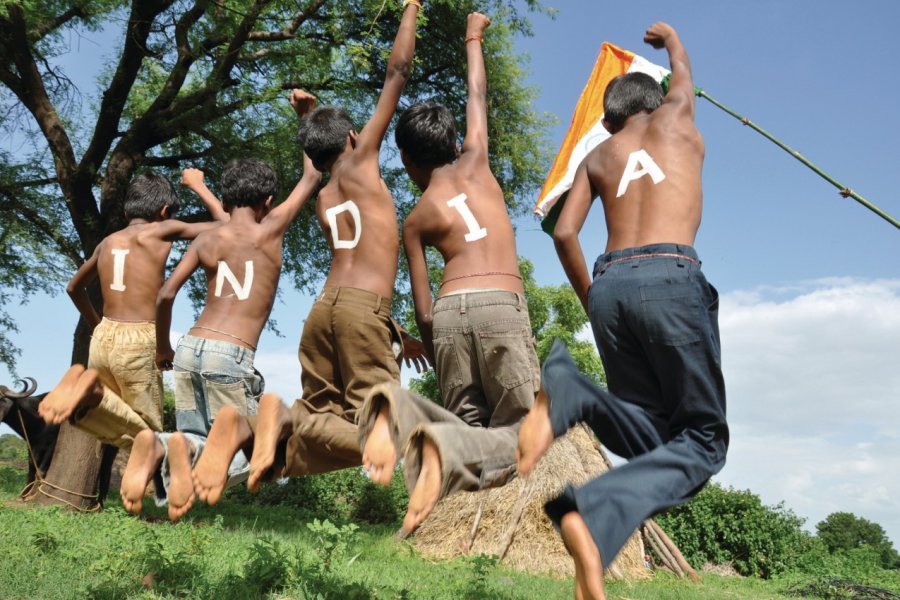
[714,278,900,545]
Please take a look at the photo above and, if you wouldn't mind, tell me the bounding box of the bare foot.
[192,407,252,505]
[121,429,164,515]
[561,512,605,600]
[362,404,397,486]
[167,433,196,522]
[248,393,291,493]
[402,436,442,534]
[38,365,103,425]
[516,387,555,476]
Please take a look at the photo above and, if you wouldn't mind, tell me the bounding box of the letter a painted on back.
[446,194,487,242]
[110,249,130,292]
[325,200,362,249]
[215,260,254,300]
[616,149,666,198]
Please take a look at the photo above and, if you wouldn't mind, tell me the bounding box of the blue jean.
[542,244,728,564]
[155,335,263,499]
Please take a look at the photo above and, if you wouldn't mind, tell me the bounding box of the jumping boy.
[188,0,426,508]
[39,172,225,452]
[358,12,540,534]
[119,149,321,522]
[516,23,728,599]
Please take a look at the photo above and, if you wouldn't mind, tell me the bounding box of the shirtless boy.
[39,172,224,451]
[358,12,540,534]
[516,23,728,599]
[119,151,321,522]
[187,0,426,508]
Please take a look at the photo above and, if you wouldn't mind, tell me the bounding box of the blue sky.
[3,1,899,544]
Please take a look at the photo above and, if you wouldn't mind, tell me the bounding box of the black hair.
[220,158,278,208]
[296,105,355,169]
[395,102,458,168]
[603,72,664,130]
[123,172,179,220]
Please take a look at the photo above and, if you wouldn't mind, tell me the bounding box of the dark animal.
[1,378,57,492]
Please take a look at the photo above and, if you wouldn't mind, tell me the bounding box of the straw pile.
[408,424,648,580]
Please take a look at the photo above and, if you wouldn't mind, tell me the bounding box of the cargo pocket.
[433,335,463,397]
[640,282,703,345]
[174,371,198,412]
[205,378,248,420]
[478,328,534,390]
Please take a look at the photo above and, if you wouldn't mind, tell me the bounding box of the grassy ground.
[0,466,823,599]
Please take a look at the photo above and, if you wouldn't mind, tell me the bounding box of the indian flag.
[535,42,670,234]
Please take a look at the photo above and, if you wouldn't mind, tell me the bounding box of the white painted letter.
[616,149,666,198]
[215,260,254,300]
[325,200,362,249]
[109,249,129,292]
[446,193,487,242]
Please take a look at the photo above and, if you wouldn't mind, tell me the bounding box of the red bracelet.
[465,34,483,44]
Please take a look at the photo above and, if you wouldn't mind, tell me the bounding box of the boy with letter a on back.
[119,148,321,522]
[39,172,224,453]
[359,12,540,535]
[188,0,429,506]
[517,23,728,599]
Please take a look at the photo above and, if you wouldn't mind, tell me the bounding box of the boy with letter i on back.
[119,146,322,522]
[359,12,540,534]
[39,172,225,453]
[516,23,728,599]
[185,0,428,508]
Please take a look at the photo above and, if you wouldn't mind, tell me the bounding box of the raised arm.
[181,167,229,222]
[66,246,102,330]
[355,0,421,156]
[403,218,435,363]
[264,149,322,233]
[644,22,695,117]
[552,162,596,312]
[155,243,201,370]
[461,12,491,155]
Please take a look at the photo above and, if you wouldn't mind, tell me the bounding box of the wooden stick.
[463,490,488,553]
[643,521,683,576]
[649,519,700,582]
[497,476,536,560]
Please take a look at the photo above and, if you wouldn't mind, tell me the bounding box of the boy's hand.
[401,333,431,373]
[156,345,175,371]
[644,22,676,49]
[181,168,205,190]
[289,89,317,118]
[466,12,491,39]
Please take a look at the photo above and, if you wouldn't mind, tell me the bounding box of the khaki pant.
[75,318,163,451]
[358,290,539,498]
[285,286,402,476]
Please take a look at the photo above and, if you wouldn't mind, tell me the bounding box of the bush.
[656,482,812,578]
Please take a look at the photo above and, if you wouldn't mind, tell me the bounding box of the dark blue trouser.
[543,243,728,565]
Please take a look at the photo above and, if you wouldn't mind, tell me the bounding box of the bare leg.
[516,387,555,476]
[121,429,164,515]
[192,407,252,505]
[362,405,397,486]
[402,436,442,534]
[561,511,605,600]
[167,433,196,522]
[38,365,103,425]
[248,393,291,493]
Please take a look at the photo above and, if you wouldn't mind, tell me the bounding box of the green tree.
[816,511,900,570]
[0,0,552,507]
[409,257,604,402]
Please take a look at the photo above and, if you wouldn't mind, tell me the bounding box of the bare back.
[406,155,522,297]
[96,224,176,321]
[189,216,284,350]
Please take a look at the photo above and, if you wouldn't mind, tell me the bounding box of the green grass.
[0,466,884,599]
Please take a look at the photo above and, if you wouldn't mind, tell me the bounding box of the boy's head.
[296,106,356,171]
[395,102,458,171]
[602,72,664,133]
[220,158,278,209]
[124,172,179,221]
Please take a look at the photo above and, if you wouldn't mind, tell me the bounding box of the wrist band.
[465,34,483,44]
[403,0,421,9]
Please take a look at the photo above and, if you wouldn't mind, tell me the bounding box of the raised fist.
[644,22,676,49]
[289,89,317,118]
[180,167,204,189]
[466,12,491,39]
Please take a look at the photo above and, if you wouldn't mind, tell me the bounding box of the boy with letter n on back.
[517,23,728,599]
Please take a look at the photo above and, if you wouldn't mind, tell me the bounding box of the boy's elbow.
[387,59,412,83]
[156,288,176,308]
[553,225,577,246]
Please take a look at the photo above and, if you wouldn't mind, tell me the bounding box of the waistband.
[96,317,155,329]
[595,243,700,272]
[177,334,256,364]
[433,289,525,313]
[317,286,392,315]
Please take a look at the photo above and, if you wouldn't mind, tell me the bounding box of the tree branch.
[247,0,328,41]
[0,188,83,265]
[140,148,213,167]
[28,5,87,43]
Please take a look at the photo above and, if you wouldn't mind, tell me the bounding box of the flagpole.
[695,88,900,231]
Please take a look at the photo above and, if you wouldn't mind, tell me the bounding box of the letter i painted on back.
[215,260,254,300]
[110,249,130,292]
[446,194,487,242]
[616,149,666,198]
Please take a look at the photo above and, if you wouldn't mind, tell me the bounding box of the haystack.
[408,424,649,580]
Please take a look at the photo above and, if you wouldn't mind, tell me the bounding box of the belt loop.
[237,346,245,364]
[516,292,523,311]
[194,338,203,357]
[374,294,382,314]
[460,293,467,315]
